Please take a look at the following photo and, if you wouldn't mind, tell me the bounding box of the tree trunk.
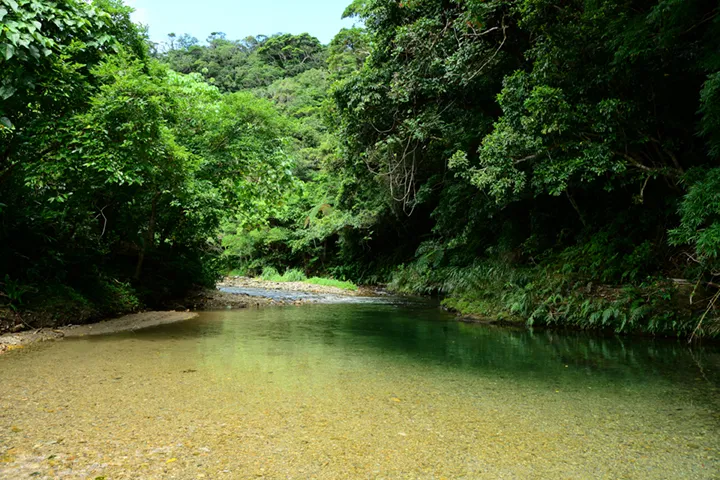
[566,191,587,228]
[134,192,160,280]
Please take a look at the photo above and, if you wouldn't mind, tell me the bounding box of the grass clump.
[256,266,357,290]
[283,269,308,282]
[259,266,282,281]
[260,267,307,282]
[305,277,358,291]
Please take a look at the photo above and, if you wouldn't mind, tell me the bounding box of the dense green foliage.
[161,32,326,92]
[252,266,357,290]
[0,1,291,322]
[214,0,720,338]
[3,0,720,337]
[323,0,720,337]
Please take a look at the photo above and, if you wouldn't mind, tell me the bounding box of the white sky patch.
[124,0,149,26]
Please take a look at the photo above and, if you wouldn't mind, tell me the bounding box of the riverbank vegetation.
[2,0,720,338]
[0,0,293,327]
[252,267,358,291]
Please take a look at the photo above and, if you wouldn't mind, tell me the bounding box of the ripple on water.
[0,304,719,479]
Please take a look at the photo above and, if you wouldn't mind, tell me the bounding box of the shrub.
[305,277,358,291]
[260,266,281,281]
[282,268,307,282]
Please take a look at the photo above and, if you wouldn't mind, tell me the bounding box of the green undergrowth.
[260,267,307,282]
[389,261,712,339]
[1,277,143,330]
[304,277,358,291]
[254,267,358,291]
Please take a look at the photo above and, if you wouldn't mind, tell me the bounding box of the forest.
[2,0,720,338]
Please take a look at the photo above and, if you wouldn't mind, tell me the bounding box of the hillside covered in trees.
[2,0,720,338]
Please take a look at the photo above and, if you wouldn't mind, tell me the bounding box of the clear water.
[1,304,719,479]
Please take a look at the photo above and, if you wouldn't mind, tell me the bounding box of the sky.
[125,0,359,46]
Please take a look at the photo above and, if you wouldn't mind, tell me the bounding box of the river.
[1,303,719,478]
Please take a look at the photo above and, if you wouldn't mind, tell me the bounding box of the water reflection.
[82,304,720,394]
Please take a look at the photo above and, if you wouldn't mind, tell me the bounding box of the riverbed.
[1,303,719,478]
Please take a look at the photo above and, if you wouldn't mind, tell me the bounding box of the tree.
[327,27,370,78]
[256,33,326,76]
[159,32,327,92]
[0,0,295,317]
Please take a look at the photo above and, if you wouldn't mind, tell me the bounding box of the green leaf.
[6,0,17,12]
[0,117,12,129]
[7,31,20,46]
[3,44,14,61]
[28,45,39,59]
[0,8,7,22]
[0,85,17,100]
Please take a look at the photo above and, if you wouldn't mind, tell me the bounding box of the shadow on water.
[92,304,720,394]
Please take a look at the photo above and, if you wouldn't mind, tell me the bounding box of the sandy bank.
[0,311,198,353]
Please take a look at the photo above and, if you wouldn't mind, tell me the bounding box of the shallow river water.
[1,304,719,479]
